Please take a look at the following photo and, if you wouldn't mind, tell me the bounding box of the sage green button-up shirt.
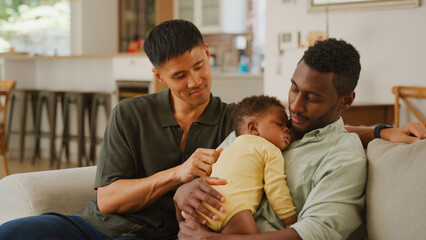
[221,118,367,240]
[78,90,234,239]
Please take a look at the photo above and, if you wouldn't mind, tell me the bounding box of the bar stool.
[6,89,39,162]
[89,92,111,165]
[32,90,65,167]
[57,91,93,168]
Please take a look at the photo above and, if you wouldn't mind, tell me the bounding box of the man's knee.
[0,217,34,238]
[0,214,72,239]
[0,214,104,240]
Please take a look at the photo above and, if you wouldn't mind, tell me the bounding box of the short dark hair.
[301,38,361,96]
[232,95,287,136]
[143,19,205,67]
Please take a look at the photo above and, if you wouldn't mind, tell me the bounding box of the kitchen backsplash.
[203,34,251,73]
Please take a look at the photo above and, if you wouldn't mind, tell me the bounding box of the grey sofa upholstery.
[0,166,96,223]
[0,139,425,240]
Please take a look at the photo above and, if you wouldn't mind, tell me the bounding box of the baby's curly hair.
[302,38,361,96]
[232,95,287,136]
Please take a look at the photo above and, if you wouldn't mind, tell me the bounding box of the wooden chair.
[0,80,16,176]
[392,86,426,127]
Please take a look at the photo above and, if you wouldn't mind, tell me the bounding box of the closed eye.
[307,95,321,103]
[194,64,203,70]
[176,75,185,80]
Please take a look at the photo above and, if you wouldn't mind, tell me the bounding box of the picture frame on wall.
[308,0,420,12]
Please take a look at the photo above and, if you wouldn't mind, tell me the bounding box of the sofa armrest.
[366,139,426,240]
[0,166,97,225]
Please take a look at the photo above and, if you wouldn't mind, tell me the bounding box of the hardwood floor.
[0,156,78,180]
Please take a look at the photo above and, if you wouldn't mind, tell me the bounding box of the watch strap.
[374,124,393,139]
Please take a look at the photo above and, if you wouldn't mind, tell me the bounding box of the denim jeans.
[0,213,147,240]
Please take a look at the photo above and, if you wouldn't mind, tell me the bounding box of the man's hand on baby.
[177,148,223,183]
[178,219,216,240]
[174,176,226,224]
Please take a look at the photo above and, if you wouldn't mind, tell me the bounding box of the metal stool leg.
[48,92,60,168]
[57,92,94,168]
[19,91,29,162]
[32,93,45,164]
[32,91,58,165]
[77,94,83,167]
[6,93,16,153]
[57,94,71,169]
[89,93,111,165]
[89,96,98,165]
[17,91,39,162]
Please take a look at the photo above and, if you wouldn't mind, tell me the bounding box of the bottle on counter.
[238,55,250,73]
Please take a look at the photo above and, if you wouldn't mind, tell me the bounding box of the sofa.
[0,139,425,240]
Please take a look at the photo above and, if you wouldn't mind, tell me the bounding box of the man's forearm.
[345,126,374,148]
[97,166,182,214]
[346,122,426,147]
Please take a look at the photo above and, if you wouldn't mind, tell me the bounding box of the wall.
[264,1,426,106]
[71,0,118,55]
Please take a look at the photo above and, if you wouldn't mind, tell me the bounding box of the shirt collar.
[157,89,221,127]
[292,117,346,147]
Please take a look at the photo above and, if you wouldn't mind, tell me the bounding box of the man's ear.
[247,120,259,135]
[204,43,210,58]
[152,68,167,86]
[339,91,355,111]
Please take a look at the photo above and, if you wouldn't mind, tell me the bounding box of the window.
[0,0,70,56]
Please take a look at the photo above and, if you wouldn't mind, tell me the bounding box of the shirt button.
[177,128,183,133]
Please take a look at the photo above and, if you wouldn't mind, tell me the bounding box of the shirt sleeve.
[94,104,135,189]
[263,147,296,221]
[291,152,367,240]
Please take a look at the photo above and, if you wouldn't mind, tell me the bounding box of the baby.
[197,95,297,233]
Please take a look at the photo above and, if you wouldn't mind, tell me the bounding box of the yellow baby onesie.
[203,134,296,232]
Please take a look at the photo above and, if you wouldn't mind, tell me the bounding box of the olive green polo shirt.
[77,89,234,239]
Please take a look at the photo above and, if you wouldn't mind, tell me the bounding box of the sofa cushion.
[366,139,426,240]
[0,166,97,225]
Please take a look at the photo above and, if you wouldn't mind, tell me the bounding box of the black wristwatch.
[374,124,393,139]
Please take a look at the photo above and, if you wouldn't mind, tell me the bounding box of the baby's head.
[232,95,291,151]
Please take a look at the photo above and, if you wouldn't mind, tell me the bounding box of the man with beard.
[175,38,426,240]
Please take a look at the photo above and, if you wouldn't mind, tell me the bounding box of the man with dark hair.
[301,38,360,96]
[0,19,234,240]
[144,19,205,67]
[290,38,361,137]
[174,38,426,240]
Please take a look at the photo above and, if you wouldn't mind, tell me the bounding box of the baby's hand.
[181,211,193,220]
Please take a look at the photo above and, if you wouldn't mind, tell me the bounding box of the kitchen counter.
[0,54,153,107]
[212,71,263,79]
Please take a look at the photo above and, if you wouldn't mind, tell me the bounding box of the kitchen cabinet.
[118,0,156,52]
[174,0,247,34]
[112,57,153,81]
